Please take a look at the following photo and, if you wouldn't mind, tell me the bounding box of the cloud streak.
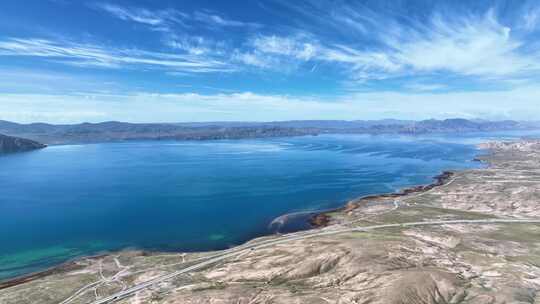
[93,2,259,31]
[192,11,261,28]
[33,2,540,85]
[243,2,540,85]
[251,35,316,60]
[0,37,233,72]
[381,11,538,78]
[93,3,177,26]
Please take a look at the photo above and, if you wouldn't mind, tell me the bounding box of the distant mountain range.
[0,120,317,145]
[0,134,46,153]
[0,119,538,145]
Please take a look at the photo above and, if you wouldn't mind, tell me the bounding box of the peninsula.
[0,134,46,154]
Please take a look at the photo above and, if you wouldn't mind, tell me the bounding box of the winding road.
[82,218,540,304]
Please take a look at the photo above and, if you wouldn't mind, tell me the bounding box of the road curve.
[84,218,540,304]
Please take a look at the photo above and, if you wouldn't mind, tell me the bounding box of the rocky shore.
[309,170,455,227]
[0,261,83,290]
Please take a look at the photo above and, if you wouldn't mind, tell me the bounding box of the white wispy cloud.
[386,11,537,78]
[164,34,229,57]
[316,9,540,81]
[523,7,540,31]
[95,3,165,25]
[251,35,316,60]
[93,3,259,31]
[317,45,400,80]
[402,83,448,92]
[0,37,233,73]
[92,3,186,29]
[232,51,274,68]
[244,3,540,84]
[193,11,261,28]
[0,68,121,94]
[232,34,318,70]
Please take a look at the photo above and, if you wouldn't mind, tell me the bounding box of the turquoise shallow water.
[1,131,539,280]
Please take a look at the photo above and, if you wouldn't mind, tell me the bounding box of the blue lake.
[1,131,539,280]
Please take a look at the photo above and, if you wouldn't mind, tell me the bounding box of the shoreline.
[0,151,486,290]
[308,144,492,228]
[308,170,456,227]
[0,254,108,290]
[0,170,464,290]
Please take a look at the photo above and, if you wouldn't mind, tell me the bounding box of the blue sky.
[0,0,540,123]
